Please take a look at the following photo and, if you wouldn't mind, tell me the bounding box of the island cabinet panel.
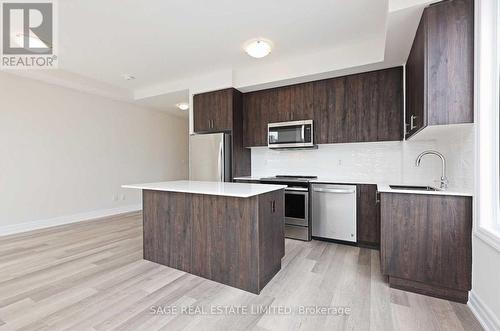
[405,0,474,139]
[143,190,192,272]
[258,190,285,287]
[380,193,472,303]
[191,194,260,292]
[142,189,285,294]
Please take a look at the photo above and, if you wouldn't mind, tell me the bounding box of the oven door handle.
[285,187,308,192]
[313,188,355,194]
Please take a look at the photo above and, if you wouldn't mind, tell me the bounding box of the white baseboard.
[469,291,500,331]
[0,204,142,237]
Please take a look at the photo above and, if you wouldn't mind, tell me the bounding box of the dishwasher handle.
[313,188,356,194]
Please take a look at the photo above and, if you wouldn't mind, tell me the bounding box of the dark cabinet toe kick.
[388,276,469,303]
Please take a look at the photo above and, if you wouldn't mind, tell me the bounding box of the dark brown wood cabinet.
[313,76,354,143]
[345,72,379,142]
[143,189,284,294]
[343,68,404,143]
[243,67,403,147]
[405,0,474,139]
[380,192,472,303]
[193,88,235,133]
[405,12,426,138]
[193,88,250,179]
[289,83,314,121]
[242,89,273,147]
[356,184,380,247]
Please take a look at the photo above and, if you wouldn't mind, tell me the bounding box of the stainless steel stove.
[260,175,317,183]
[260,175,317,241]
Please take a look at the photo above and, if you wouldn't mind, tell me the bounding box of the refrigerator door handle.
[218,139,224,182]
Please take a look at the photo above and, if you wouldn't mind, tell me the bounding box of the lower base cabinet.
[142,189,284,294]
[356,184,380,247]
[380,192,472,303]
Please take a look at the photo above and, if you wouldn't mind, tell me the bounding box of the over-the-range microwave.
[268,120,314,149]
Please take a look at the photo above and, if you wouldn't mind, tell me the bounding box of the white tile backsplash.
[434,125,475,191]
[251,124,474,192]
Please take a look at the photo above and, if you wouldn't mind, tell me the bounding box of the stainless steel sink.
[389,185,440,191]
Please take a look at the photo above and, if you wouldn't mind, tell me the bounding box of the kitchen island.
[122,180,286,294]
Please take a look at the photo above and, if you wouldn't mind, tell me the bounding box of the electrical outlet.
[120,194,126,201]
[112,194,118,201]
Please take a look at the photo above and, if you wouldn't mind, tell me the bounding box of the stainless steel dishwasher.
[311,184,357,242]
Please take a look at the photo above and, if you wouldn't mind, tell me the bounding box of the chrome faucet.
[415,150,448,190]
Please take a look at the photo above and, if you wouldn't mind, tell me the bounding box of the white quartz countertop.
[311,178,377,185]
[234,176,378,185]
[233,176,473,197]
[122,180,287,198]
[377,184,473,197]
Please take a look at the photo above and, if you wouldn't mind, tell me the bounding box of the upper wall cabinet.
[243,67,403,147]
[405,0,474,139]
[193,88,235,133]
[242,89,274,147]
[315,68,403,144]
[193,88,250,178]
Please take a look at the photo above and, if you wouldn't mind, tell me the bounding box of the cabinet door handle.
[410,115,417,130]
[271,200,276,213]
[375,191,380,204]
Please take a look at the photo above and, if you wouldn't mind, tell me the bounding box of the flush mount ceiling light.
[121,74,136,81]
[244,39,272,58]
[176,102,189,111]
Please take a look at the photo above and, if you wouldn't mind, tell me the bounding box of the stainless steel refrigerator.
[189,133,231,182]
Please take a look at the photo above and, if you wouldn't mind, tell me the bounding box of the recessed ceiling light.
[121,74,136,81]
[176,102,189,111]
[244,39,272,58]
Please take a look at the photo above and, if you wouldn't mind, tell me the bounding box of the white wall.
[471,238,500,330]
[251,124,474,192]
[0,72,189,231]
[470,0,500,328]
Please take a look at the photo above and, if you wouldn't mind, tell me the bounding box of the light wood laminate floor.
[0,212,483,331]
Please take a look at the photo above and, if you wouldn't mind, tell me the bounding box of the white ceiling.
[59,0,387,91]
[135,89,189,118]
[9,0,437,115]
